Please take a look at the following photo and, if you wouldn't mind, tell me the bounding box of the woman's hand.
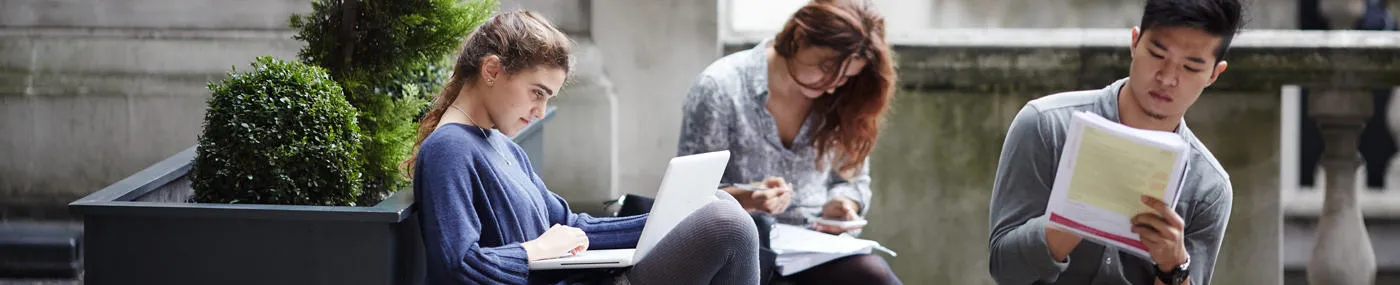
[729,176,794,214]
[814,197,862,234]
[521,224,589,261]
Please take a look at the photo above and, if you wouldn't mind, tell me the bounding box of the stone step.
[0,0,311,30]
[0,221,81,279]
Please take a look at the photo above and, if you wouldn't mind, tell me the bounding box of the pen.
[733,184,766,191]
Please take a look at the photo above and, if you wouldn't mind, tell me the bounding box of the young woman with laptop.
[403,10,760,285]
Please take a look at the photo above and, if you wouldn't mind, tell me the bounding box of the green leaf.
[192,56,364,206]
[287,0,500,205]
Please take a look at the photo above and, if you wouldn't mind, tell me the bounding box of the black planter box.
[69,108,555,285]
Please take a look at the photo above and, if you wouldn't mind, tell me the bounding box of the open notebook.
[769,224,896,276]
[1045,111,1190,261]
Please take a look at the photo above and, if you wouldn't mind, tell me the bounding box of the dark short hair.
[1139,0,1244,62]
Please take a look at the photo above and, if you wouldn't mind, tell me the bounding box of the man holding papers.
[986,0,1241,284]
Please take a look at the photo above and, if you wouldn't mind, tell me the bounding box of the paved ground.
[0,279,79,285]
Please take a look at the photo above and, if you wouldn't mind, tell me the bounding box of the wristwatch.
[1153,256,1191,285]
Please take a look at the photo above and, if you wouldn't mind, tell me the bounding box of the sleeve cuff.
[492,243,532,275]
[1018,216,1070,281]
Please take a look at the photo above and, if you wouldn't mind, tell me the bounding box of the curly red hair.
[773,0,896,175]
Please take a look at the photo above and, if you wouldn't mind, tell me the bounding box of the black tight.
[788,254,901,285]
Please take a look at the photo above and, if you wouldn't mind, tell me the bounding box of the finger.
[1132,213,1175,235]
[573,231,589,249]
[825,200,842,211]
[1132,226,1169,251]
[765,177,786,188]
[1140,195,1184,228]
[1133,225,1166,244]
[821,206,840,218]
[1140,195,1168,214]
[752,189,772,200]
[767,199,784,214]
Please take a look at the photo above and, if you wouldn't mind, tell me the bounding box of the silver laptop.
[529,150,731,270]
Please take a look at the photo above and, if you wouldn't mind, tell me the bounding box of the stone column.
[1306,87,1377,285]
[591,0,720,197]
[1320,0,1367,29]
[1384,88,1400,188]
[1309,2,1379,283]
[1390,0,1400,28]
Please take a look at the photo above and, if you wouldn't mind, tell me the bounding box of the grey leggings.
[620,190,760,285]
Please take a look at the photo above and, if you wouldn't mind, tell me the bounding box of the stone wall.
[730,0,1298,34]
[861,89,1282,284]
[0,0,306,217]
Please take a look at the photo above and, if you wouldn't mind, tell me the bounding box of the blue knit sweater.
[413,123,648,284]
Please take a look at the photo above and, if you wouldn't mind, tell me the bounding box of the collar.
[743,39,773,102]
[1097,78,1194,142]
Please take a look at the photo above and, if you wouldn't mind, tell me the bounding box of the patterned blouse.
[677,40,873,228]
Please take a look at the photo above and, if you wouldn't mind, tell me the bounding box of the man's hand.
[1132,195,1190,272]
[813,197,861,234]
[1044,225,1082,262]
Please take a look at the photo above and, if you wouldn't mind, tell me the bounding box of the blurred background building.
[2,0,1399,284]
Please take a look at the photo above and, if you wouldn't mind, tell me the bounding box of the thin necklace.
[449,104,512,166]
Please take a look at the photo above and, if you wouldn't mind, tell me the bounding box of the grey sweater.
[677,40,873,228]
[987,78,1234,285]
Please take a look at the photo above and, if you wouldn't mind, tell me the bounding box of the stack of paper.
[1045,111,1190,260]
[770,224,897,276]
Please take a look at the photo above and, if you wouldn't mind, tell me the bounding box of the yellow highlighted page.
[1065,127,1178,217]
